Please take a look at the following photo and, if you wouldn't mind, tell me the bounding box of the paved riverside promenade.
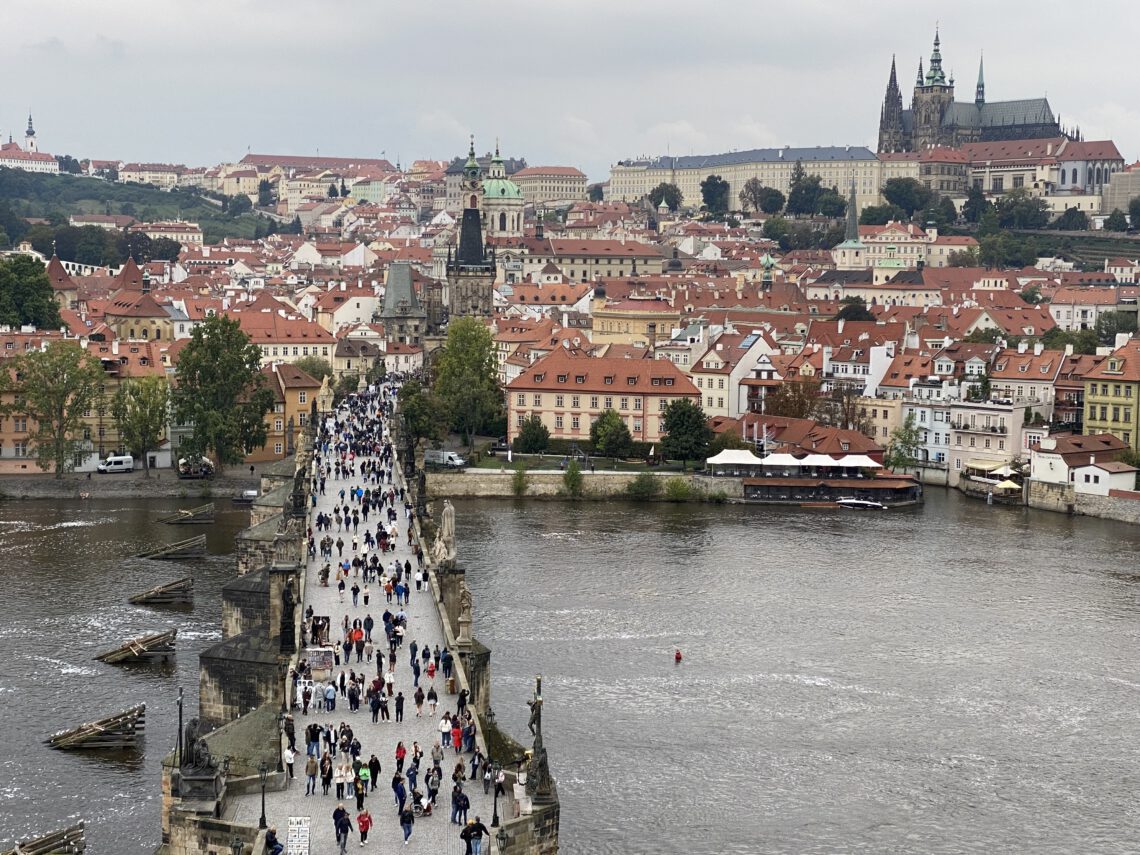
[230,408,495,855]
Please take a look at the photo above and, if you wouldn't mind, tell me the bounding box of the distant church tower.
[877,56,907,153]
[445,136,496,319]
[911,29,955,150]
[24,114,37,152]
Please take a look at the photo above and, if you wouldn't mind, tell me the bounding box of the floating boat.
[231,489,259,506]
[837,497,886,510]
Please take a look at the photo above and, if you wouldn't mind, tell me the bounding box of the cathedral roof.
[942,98,1056,130]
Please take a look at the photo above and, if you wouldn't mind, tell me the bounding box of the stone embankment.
[0,471,256,500]
[428,468,743,499]
[1026,479,1140,525]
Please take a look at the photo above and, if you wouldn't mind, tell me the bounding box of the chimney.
[1033,341,1044,356]
[1017,340,1028,353]
[1064,343,1074,356]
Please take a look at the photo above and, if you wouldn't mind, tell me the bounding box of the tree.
[786,171,823,217]
[588,184,604,203]
[821,384,870,433]
[648,182,682,212]
[996,188,1048,230]
[433,317,501,450]
[590,409,632,459]
[1104,209,1129,232]
[111,375,170,476]
[328,183,339,198]
[1019,284,1044,305]
[1053,207,1089,231]
[288,216,303,235]
[835,296,875,322]
[1041,326,1099,355]
[293,356,334,384]
[1,342,105,478]
[365,358,387,387]
[339,179,349,198]
[172,314,276,471]
[705,429,748,457]
[700,175,730,215]
[660,398,710,470]
[228,194,253,216]
[1095,311,1138,345]
[123,231,153,263]
[397,379,448,444]
[814,188,846,218]
[0,255,62,328]
[334,373,359,403]
[859,203,907,226]
[762,215,789,243]
[962,328,1006,345]
[739,179,784,214]
[257,179,273,208]
[948,248,980,267]
[765,378,821,420]
[513,415,550,454]
[937,195,959,226]
[1129,197,1140,232]
[151,237,182,261]
[562,459,583,497]
[881,177,933,217]
[883,412,922,472]
[55,154,82,174]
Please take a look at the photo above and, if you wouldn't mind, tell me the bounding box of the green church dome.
[483,176,523,199]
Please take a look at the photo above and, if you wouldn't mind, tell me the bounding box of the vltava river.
[455,491,1140,855]
[1,491,1138,853]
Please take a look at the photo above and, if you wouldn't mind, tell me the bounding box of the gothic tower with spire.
[445,135,496,321]
[877,56,907,153]
[911,29,956,150]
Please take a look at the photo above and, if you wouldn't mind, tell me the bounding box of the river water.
[1,492,1138,853]
[454,491,1140,855]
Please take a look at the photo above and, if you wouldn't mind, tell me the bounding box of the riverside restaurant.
[704,449,923,507]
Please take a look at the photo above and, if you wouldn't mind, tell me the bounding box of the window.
[633,419,642,433]
[557,374,567,383]
[274,442,284,455]
[298,391,307,404]
[14,440,28,457]
[590,396,599,408]
[517,394,525,406]
[1012,176,1024,189]
[13,417,27,433]
[633,398,642,409]
[555,395,564,407]
[555,415,563,429]
[275,418,284,431]
[955,458,962,469]
[604,397,613,409]
[992,177,1004,192]
[571,416,580,430]
[516,413,525,427]
[572,395,580,408]
[532,394,543,407]
[717,397,724,408]
[627,377,636,386]
[604,376,614,385]
[707,396,713,407]
[659,400,667,411]
[620,397,628,410]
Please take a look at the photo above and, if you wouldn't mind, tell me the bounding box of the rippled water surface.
[2,492,1139,853]
[455,491,1140,855]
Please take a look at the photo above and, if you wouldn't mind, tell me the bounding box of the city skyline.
[1,1,1137,180]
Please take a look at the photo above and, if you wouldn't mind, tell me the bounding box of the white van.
[424,449,467,469]
[97,454,135,473]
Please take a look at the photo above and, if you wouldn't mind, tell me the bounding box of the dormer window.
[627,377,636,385]
[557,374,567,383]
[534,374,544,382]
[604,376,614,385]
[575,375,585,384]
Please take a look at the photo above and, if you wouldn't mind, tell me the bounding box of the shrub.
[562,459,583,497]
[663,477,692,502]
[626,472,661,501]
[511,464,529,497]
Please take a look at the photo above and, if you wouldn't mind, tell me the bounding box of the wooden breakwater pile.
[1,821,86,854]
[128,576,193,606]
[94,629,177,664]
[135,535,207,560]
[44,704,145,751]
[157,504,215,525]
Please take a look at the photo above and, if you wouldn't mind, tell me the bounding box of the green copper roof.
[483,176,523,199]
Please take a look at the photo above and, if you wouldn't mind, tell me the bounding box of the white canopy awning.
[759,453,802,467]
[835,454,882,468]
[797,454,838,467]
[706,449,765,466]
[990,464,1015,477]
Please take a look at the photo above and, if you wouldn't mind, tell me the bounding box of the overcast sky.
[2,1,1136,182]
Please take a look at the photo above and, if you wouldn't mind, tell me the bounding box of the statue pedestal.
[457,614,472,650]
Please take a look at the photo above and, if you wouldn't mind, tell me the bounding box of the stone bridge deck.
[229,429,496,855]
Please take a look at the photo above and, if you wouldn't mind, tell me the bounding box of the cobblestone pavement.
[230,407,496,855]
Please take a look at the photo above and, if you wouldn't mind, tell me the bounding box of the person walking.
[283,745,296,779]
[335,811,353,855]
[394,691,405,722]
[399,805,415,845]
[357,808,372,846]
[335,763,347,799]
[355,770,367,811]
[395,741,407,773]
[426,685,438,714]
[466,816,491,855]
[305,754,319,795]
[368,753,381,792]
[392,772,407,813]
[321,753,334,795]
[413,686,425,717]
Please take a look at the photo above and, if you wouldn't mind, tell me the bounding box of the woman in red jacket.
[395,740,407,773]
[356,808,372,845]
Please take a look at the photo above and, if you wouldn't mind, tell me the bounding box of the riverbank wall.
[428,468,742,500]
[0,472,256,500]
[1026,479,1140,524]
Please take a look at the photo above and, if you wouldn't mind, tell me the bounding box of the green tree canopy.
[258,179,273,207]
[962,186,991,224]
[1,342,105,477]
[1095,310,1138,345]
[859,203,907,226]
[648,182,682,212]
[397,379,448,444]
[700,175,731,215]
[588,184,604,203]
[1104,209,1128,232]
[590,408,632,458]
[765,378,821,420]
[835,296,875,322]
[739,179,785,214]
[1040,326,1099,355]
[111,375,170,476]
[433,317,501,449]
[881,177,933,217]
[706,429,748,457]
[1053,207,1089,231]
[227,194,253,216]
[995,188,1049,229]
[513,414,550,454]
[883,412,922,472]
[661,398,710,470]
[762,215,790,243]
[786,169,823,216]
[172,314,275,471]
[1128,197,1140,231]
[815,188,846,218]
[293,356,334,384]
[0,255,62,328]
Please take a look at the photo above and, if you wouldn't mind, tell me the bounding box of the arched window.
[1096,167,1102,185]
[1060,170,1066,186]
[141,328,148,339]
[499,212,507,232]
[469,194,478,209]
[1072,168,1077,185]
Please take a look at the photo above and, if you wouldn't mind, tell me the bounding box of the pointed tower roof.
[463,135,479,176]
[835,180,864,250]
[916,57,924,87]
[114,256,145,291]
[25,113,35,137]
[379,262,425,320]
[926,28,947,85]
[975,53,985,105]
[45,255,76,292]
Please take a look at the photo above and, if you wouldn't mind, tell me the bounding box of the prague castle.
[878,31,1062,153]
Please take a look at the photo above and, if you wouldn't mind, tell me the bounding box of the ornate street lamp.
[258,760,269,829]
[490,760,502,827]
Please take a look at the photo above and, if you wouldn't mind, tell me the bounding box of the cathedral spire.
[975,53,985,106]
[926,28,946,85]
[844,179,859,243]
[916,57,924,87]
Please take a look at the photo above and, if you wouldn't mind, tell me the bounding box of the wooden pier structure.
[135,534,207,560]
[157,504,214,524]
[44,705,145,751]
[94,629,177,664]
[1,822,86,854]
[128,576,193,606]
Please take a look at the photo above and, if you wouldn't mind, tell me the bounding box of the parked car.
[424,449,467,469]
[96,454,134,473]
